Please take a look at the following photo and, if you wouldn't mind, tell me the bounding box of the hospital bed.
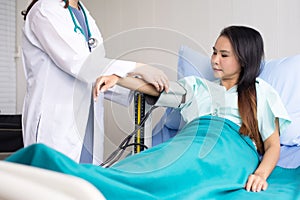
[0,46,299,199]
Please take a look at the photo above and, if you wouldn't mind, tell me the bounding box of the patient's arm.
[245,118,280,192]
[93,75,160,102]
[117,76,160,96]
[118,76,187,107]
[94,75,186,108]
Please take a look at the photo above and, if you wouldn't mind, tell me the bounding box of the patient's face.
[211,36,241,89]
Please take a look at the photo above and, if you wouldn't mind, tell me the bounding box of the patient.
[94,25,290,192]
[5,26,296,199]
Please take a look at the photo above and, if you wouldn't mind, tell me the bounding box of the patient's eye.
[221,54,229,57]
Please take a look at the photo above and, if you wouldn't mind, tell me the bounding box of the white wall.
[16,0,300,159]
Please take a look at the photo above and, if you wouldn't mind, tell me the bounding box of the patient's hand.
[245,173,268,192]
[93,75,120,101]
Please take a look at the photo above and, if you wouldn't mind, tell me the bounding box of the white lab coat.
[21,0,136,164]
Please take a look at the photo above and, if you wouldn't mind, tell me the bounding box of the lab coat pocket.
[37,104,81,150]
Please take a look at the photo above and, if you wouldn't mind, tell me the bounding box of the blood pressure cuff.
[145,81,186,108]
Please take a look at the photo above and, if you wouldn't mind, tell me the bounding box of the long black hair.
[21,0,69,21]
[220,25,265,154]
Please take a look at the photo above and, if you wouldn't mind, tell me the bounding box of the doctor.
[21,0,169,165]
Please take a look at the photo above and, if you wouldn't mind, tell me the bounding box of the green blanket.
[6,116,300,199]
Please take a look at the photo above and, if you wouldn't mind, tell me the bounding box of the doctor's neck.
[68,0,79,9]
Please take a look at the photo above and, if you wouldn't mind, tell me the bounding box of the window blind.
[0,0,16,114]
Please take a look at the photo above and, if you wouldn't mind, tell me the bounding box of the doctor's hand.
[128,63,169,93]
[93,75,120,102]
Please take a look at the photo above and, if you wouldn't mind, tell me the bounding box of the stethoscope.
[65,0,97,49]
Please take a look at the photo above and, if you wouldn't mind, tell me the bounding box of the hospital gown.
[153,76,290,142]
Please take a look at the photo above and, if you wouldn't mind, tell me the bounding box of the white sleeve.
[78,45,136,83]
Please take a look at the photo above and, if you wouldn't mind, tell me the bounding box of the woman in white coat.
[21,0,169,165]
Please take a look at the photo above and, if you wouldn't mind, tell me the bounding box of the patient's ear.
[259,54,300,146]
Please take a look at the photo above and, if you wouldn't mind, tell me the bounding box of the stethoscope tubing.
[66,0,97,49]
